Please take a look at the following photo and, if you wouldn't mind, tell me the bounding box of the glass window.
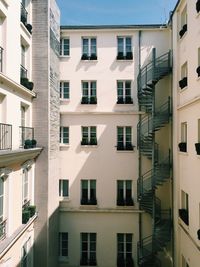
[59,232,68,258]
[82,37,97,59]
[22,169,29,205]
[117,180,133,206]
[117,81,132,104]
[117,233,133,264]
[21,238,31,267]
[60,38,70,56]
[117,37,132,59]
[60,127,69,144]
[81,180,96,205]
[117,127,133,150]
[60,82,70,99]
[81,127,97,145]
[59,179,69,197]
[81,233,96,266]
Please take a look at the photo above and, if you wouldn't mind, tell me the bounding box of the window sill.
[81,59,98,62]
[179,86,188,92]
[116,59,133,62]
[59,55,70,59]
[178,151,188,155]
[60,99,70,103]
[178,217,189,231]
[196,11,200,18]
[59,257,69,263]
[59,144,70,150]
[178,31,187,42]
[116,150,135,153]
[81,145,98,147]
[59,197,70,202]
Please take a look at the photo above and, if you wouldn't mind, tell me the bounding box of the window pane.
[63,39,69,56]
[118,38,124,53]
[63,82,69,99]
[90,127,96,139]
[90,82,96,97]
[91,38,97,55]
[82,233,88,241]
[82,127,89,140]
[126,127,132,144]
[126,37,132,53]
[83,38,89,55]
[117,127,124,144]
[63,180,69,197]
[117,81,124,97]
[90,233,96,242]
[82,82,89,97]
[63,127,69,144]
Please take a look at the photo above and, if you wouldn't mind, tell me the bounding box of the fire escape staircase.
[137,50,172,267]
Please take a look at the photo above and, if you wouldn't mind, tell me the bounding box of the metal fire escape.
[137,49,172,267]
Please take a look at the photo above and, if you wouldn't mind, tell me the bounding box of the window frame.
[117,126,133,150]
[60,38,70,57]
[59,232,68,260]
[81,126,97,146]
[22,168,29,206]
[59,179,69,198]
[117,80,133,104]
[80,232,97,266]
[81,81,97,104]
[117,180,134,206]
[81,179,97,205]
[117,233,133,263]
[60,81,70,100]
[117,36,133,60]
[21,237,31,267]
[81,37,97,60]
[60,126,69,145]
[0,178,4,223]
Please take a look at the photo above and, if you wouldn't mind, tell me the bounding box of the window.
[22,168,29,205]
[59,232,68,260]
[60,81,70,99]
[0,178,4,238]
[80,233,96,266]
[59,179,69,198]
[117,37,132,60]
[179,6,187,38]
[81,180,97,205]
[196,48,200,77]
[60,38,70,56]
[81,81,97,104]
[178,122,187,152]
[81,126,97,146]
[117,180,134,206]
[117,127,133,151]
[179,190,189,225]
[21,237,31,267]
[117,233,133,267]
[117,81,133,104]
[60,127,69,145]
[81,37,97,60]
[179,62,187,89]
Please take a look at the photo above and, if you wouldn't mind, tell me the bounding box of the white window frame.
[117,80,132,99]
[59,179,69,198]
[81,126,97,145]
[81,180,96,203]
[60,126,69,145]
[117,180,133,203]
[81,233,96,265]
[82,37,97,57]
[181,122,187,143]
[82,81,96,98]
[60,38,70,56]
[117,233,133,259]
[117,126,132,146]
[59,232,68,260]
[60,81,70,100]
[22,168,29,206]
[117,36,132,56]
[181,62,187,79]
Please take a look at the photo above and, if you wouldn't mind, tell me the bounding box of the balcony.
[179,24,187,39]
[196,66,200,77]
[0,219,6,240]
[117,52,133,60]
[179,209,189,226]
[81,96,97,104]
[0,46,3,72]
[19,126,35,148]
[0,123,12,150]
[20,65,34,90]
[178,142,187,152]
[22,202,36,224]
[20,3,32,34]
[81,53,97,60]
[197,0,200,13]
[117,96,133,104]
[179,77,187,89]
[117,142,134,151]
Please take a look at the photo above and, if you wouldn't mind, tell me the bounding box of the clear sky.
[56,0,178,26]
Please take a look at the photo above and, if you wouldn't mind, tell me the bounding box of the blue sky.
[57,0,178,26]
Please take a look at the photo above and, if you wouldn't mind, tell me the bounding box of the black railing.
[0,46,3,72]
[0,123,12,150]
[0,219,6,240]
[21,3,28,25]
[20,64,28,79]
[19,126,34,147]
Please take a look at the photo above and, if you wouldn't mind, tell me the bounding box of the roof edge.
[60,24,168,30]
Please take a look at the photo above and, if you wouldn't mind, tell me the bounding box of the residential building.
[59,25,172,267]
[172,0,200,266]
[0,0,42,266]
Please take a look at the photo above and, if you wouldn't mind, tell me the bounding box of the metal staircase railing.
[137,49,172,267]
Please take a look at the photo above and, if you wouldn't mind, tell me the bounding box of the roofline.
[169,0,181,22]
[60,24,168,31]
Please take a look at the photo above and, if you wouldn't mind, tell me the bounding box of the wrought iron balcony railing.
[19,126,34,148]
[0,123,12,150]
